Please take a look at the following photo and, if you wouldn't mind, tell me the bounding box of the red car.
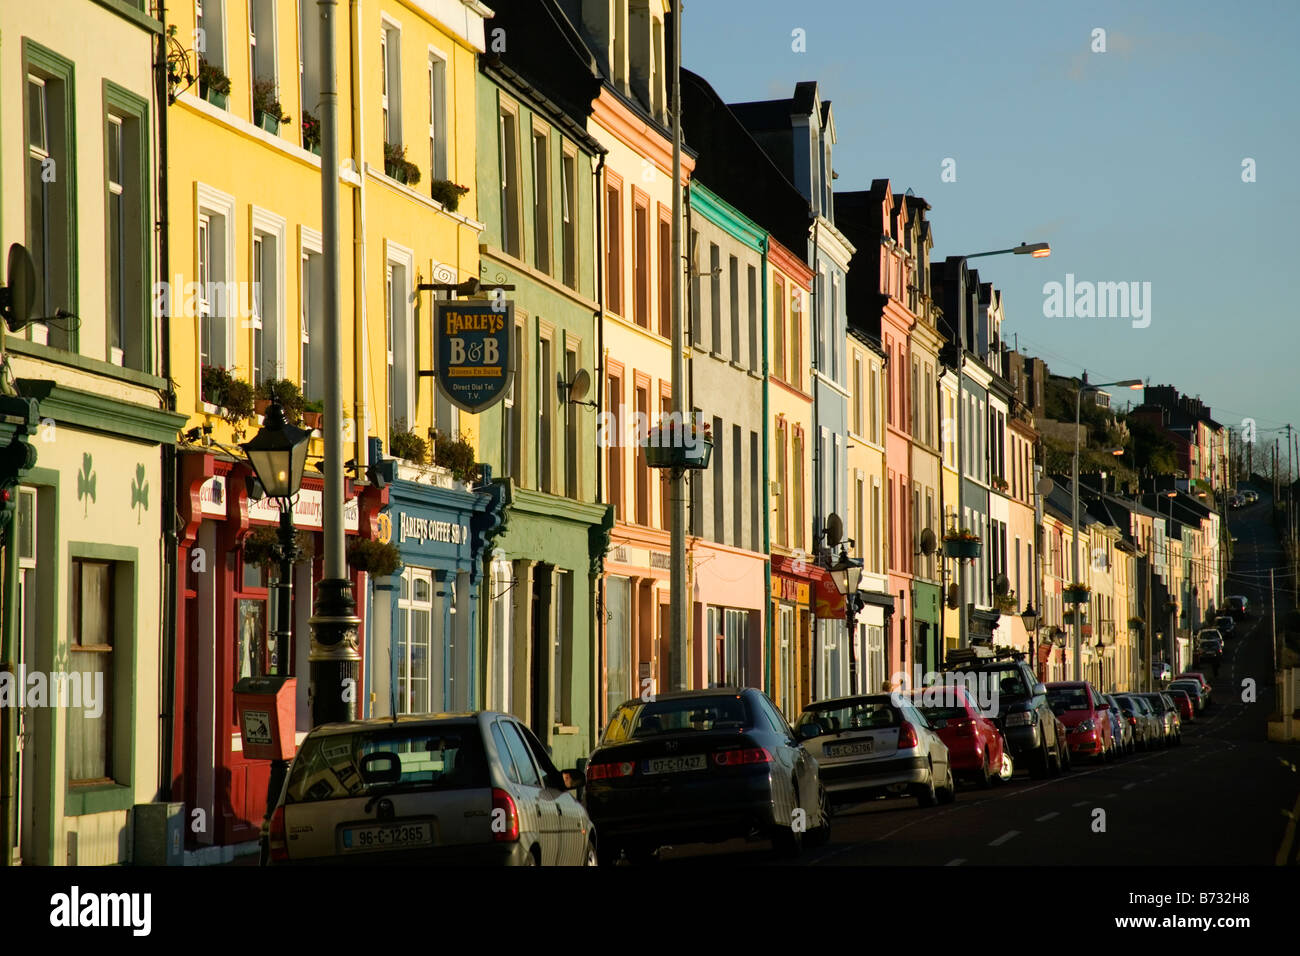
[909,684,1007,788]
[1045,681,1114,761]
[1175,673,1213,705]
[1164,687,1195,722]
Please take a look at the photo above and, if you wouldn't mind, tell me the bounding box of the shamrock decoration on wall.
[130,463,150,524]
[77,453,97,516]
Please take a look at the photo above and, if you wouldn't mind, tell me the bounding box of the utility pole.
[309,0,361,726]
[668,0,688,691]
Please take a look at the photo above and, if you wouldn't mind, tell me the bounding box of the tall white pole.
[668,0,688,691]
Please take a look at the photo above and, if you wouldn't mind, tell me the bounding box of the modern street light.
[829,550,864,694]
[242,401,312,675]
[952,241,1052,652]
[1071,378,1142,679]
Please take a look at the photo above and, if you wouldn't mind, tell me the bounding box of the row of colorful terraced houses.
[0,0,1233,865]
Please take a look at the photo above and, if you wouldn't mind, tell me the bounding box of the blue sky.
[683,0,1299,438]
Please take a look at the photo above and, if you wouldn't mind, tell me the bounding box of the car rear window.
[285,725,489,804]
[602,696,750,742]
[1047,687,1091,710]
[797,698,900,733]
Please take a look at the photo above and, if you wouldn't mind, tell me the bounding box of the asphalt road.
[654,489,1300,867]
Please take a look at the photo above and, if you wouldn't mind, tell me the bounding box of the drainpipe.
[593,149,606,736]
[155,0,179,805]
[760,236,771,698]
[351,0,368,478]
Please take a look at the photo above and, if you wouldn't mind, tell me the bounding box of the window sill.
[66,781,134,817]
[5,335,166,391]
[553,724,580,736]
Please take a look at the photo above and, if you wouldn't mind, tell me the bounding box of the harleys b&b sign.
[435,299,513,413]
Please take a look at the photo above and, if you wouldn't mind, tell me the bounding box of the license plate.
[644,755,706,774]
[826,740,874,758]
[341,822,432,852]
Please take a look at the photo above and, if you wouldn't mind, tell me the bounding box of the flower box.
[256,110,281,134]
[1064,585,1091,604]
[943,536,981,559]
[386,160,408,183]
[203,87,229,110]
[644,433,712,471]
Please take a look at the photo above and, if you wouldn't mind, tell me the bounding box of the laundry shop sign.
[435,299,514,413]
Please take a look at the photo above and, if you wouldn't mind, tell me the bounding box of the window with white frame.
[105,108,146,369]
[427,49,447,181]
[249,0,277,116]
[499,103,522,258]
[297,0,322,139]
[490,561,515,715]
[707,606,749,688]
[385,246,414,432]
[381,21,402,148]
[25,59,74,350]
[195,0,227,72]
[779,605,796,718]
[299,229,323,402]
[552,571,570,725]
[560,148,577,289]
[395,567,433,713]
[250,212,285,386]
[196,185,235,376]
[532,126,551,274]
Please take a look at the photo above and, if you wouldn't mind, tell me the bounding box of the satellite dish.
[994,573,1010,597]
[824,513,843,547]
[919,528,937,555]
[2,244,38,332]
[946,584,960,609]
[1035,477,1054,497]
[567,368,591,403]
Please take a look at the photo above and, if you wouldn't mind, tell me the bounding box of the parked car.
[1214,615,1236,638]
[1046,681,1115,762]
[1138,693,1181,745]
[796,693,954,809]
[1224,595,1249,620]
[1152,661,1172,684]
[943,654,1066,778]
[1175,672,1214,706]
[1113,694,1160,750]
[1169,679,1208,714]
[909,684,1007,788]
[1242,489,1259,504]
[1228,494,1244,509]
[266,713,595,866]
[585,688,829,863]
[1164,687,1195,723]
[1103,693,1133,755]
[1195,630,1224,666]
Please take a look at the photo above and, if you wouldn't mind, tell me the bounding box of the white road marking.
[1072,800,1088,807]
[1122,782,1137,790]
[1035,811,1060,822]
[989,830,1020,847]
[945,858,966,866]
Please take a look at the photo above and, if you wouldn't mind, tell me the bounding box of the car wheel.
[938,765,957,804]
[584,840,598,866]
[1060,741,1072,772]
[1031,738,1052,779]
[1048,738,1063,777]
[808,785,832,848]
[916,762,939,807]
[977,750,993,789]
[996,751,1014,783]
[522,847,540,866]
[595,840,623,867]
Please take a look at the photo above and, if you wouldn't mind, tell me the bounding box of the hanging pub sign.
[434,299,514,413]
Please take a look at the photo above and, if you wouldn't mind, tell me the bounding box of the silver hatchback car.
[794,694,954,809]
[267,713,595,865]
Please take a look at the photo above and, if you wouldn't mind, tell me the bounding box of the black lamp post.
[1020,602,1039,678]
[829,550,864,694]
[241,401,311,675]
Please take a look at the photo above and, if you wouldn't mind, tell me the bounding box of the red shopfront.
[171,450,385,851]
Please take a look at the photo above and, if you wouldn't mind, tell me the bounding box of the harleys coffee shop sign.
[435,299,514,413]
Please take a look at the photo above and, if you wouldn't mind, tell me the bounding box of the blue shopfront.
[365,469,504,718]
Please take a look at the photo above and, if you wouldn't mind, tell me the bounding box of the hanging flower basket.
[1064,583,1091,604]
[644,419,712,470]
[943,529,981,559]
[347,537,402,577]
[1127,616,1145,631]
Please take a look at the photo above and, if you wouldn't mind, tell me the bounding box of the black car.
[941,651,1066,778]
[1214,615,1236,638]
[584,688,829,864]
[1224,595,1249,620]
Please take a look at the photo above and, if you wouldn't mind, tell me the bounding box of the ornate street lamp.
[829,550,864,693]
[242,401,312,674]
[1020,602,1040,681]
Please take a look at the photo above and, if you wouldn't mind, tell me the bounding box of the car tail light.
[586,760,636,781]
[954,719,976,737]
[1128,716,1137,726]
[491,788,520,843]
[897,721,920,749]
[713,747,773,766]
[268,805,289,863]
